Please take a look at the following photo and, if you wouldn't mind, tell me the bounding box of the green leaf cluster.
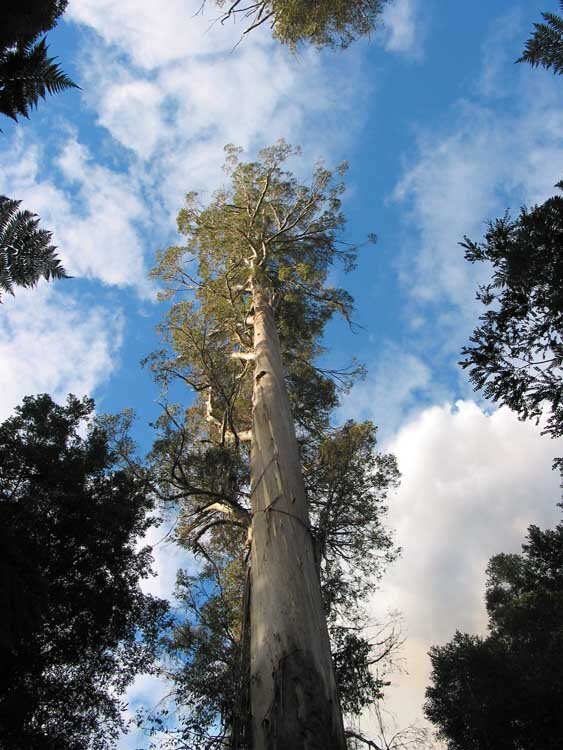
[214,0,390,48]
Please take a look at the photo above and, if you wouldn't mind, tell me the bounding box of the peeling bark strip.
[249,285,346,750]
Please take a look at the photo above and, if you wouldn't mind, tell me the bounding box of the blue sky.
[2,1,563,746]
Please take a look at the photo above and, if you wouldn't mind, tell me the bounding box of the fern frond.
[518,8,563,74]
[0,37,78,122]
[0,195,68,299]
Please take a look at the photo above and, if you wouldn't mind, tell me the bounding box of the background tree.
[0,195,68,298]
[0,0,76,123]
[0,394,170,750]
[143,142,398,749]
[212,0,390,48]
[518,1,563,74]
[460,186,563,470]
[424,513,563,750]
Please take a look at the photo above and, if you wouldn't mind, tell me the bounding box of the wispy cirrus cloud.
[65,0,373,211]
[393,58,563,312]
[381,0,424,58]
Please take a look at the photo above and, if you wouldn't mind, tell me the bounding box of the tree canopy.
[0,394,170,750]
[424,514,563,750]
[518,1,563,74]
[213,0,390,48]
[460,187,563,442]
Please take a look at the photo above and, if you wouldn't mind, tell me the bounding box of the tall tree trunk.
[249,283,346,750]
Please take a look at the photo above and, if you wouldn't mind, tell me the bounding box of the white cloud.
[0,134,152,293]
[67,0,370,216]
[395,87,563,306]
[339,343,444,441]
[393,73,563,311]
[0,284,123,420]
[66,0,246,69]
[94,77,169,160]
[381,0,423,57]
[363,400,561,736]
[477,8,524,99]
[389,3,563,325]
[387,71,563,387]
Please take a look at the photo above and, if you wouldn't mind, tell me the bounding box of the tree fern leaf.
[0,195,69,300]
[0,36,78,123]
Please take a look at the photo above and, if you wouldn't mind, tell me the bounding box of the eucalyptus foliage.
[213,0,390,48]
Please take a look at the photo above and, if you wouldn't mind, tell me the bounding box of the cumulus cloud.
[363,401,562,736]
[0,285,123,420]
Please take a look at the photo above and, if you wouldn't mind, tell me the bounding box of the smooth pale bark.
[249,284,346,750]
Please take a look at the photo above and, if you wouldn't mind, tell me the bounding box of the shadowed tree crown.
[460,186,563,442]
[0,394,170,750]
[425,514,563,750]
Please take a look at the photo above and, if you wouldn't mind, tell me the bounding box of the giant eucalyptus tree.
[148,142,398,749]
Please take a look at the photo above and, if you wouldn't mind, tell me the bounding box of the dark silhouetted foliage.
[461,187,563,440]
[0,394,170,750]
[0,195,68,298]
[425,515,563,750]
[518,1,563,74]
[0,0,77,123]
